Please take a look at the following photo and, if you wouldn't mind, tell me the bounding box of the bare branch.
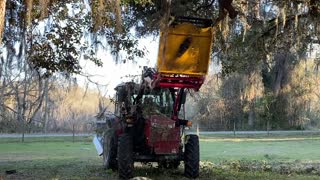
[195,0,215,12]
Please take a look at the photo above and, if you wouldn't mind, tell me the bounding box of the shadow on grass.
[2,159,320,180]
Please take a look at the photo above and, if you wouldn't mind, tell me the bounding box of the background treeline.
[0,72,112,133]
[188,53,320,131]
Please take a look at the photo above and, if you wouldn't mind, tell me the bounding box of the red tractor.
[94,17,214,179]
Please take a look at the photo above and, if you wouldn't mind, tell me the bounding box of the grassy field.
[1,134,320,179]
[201,138,320,162]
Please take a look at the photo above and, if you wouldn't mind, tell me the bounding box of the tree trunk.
[15,84,24,141]
[27,77,45,124]
[267,120,270,136]
[43,78,49,133]
[248,101,255,128]
[21,56,28,142]
[72,123,75,143]
[22,120,25,142]
[233,120,236,136]
[0,61,5,120]
[114,0,122,33]
[273,53,289,95]
[0,0,6,43]
[72,112,75,143]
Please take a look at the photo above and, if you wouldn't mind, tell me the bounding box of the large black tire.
[103,134,118,170]
[184,134,199,178]
[118,133,134,179]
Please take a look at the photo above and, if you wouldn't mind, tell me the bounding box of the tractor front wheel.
[184,134,199,178]
[103,133,118,170]
[118,133,134,179]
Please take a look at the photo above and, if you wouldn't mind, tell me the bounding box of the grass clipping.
[200,160,320,177]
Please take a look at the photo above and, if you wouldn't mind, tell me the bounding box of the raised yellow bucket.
[157,22,214,76]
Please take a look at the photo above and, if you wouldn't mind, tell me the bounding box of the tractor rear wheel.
[184,134,199,178]
[118,133,133,179]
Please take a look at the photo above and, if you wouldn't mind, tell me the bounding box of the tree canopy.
[0,0,319,75]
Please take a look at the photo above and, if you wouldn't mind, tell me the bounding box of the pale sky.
[78,36,159,96]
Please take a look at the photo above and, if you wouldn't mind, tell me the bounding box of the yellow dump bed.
[157,22,213,76]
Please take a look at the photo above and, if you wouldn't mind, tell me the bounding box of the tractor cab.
[114,82,174,119]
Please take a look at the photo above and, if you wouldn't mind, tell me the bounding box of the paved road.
[189,130,320,135]
[1,130,320,138]
[0,133,92,138]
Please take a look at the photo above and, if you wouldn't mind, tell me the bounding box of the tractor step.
[133,154,181,162]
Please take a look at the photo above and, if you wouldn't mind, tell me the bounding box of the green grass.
[200,139,320,162]
[0,141,96,162]
[1,135,320,179]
